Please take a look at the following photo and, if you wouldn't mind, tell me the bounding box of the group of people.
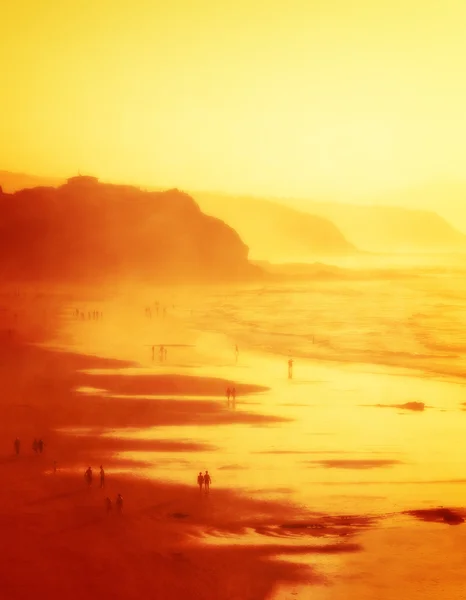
[84,466,124,514]
[152,345,168,362]
[74,308,103,321]
[84,465,105,488]
[197,470,212,493]
[226,386,237,406]
[145,301,167,319]
[14,437,45,456]
[105,494,123,515]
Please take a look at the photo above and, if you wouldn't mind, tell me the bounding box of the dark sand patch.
[304,459,402,470]
[364,401,426,411]
[76,371,268,397]
[404,507,465,525]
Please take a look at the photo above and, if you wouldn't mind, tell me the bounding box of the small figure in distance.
[164,347,168,361]
[105,497,112,515]
[231,386,236,406]
[85,466,93,487]
[32,438,38,454]
[226,386,231,405]
[116,493,123,514]
[14,437,20,456]
[235,345,239,364]
[152,345,155,361]
[38,439,44,454]
[204,470,211,493]
[197,471,204,492]
[100,465,105,488]
[288,357,294,379]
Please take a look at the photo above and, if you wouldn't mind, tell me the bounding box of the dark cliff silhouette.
[0,177,260,283]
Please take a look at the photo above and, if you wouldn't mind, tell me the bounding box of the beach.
[2,277,466,599]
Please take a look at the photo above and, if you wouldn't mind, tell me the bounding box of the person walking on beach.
[105,497,112,515]
[288,358,294,379]
[226,387,231,405]
[85,467,93,487]
[204,471,211,493]
[197,472,204,492]
[152,345,155,361]
[159,345,164,362]
[38,439,44,454]
[116,493,123,514]
[100,465,105,488]
[231,387,236,405]
[14,437,20,456]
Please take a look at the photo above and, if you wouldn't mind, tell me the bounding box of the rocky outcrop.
[0,177,260,283]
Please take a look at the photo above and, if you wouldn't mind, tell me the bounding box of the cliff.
[0,177,260,283]
[193,192,357,261]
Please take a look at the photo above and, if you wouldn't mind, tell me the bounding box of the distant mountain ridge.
[290,201,466,253]
[193,192,358,260]
[0,176,259,283]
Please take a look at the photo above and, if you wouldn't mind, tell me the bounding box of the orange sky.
[2,0,466,214]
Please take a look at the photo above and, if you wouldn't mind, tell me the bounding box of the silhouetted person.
[116,493,123,514]
[100,465,105,488]
[105,497,112,515]
[204,471,211,493]
[32,438,38,454]
[151,345,155,361]
[197,472,204,492]
[14,437,20,456]
[288,358,294,379]
[159,345,164,362]
[85,466,93,487]
[235,345,239,363]
[226,387,231,404]
[38,439,44,454]
[231,387,236,405]
[164,347,168,361]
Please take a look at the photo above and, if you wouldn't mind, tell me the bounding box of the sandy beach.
[2,285,466,600]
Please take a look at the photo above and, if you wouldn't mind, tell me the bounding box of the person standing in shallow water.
[226,387,231,405]
[100,465,105,488]
[197,472,204,492]
[116,493,123,514]
[288,358,294,379]
[38,439,44,454]
[204,471,211,493]
[231,387,236,406]
[14,437,20,456]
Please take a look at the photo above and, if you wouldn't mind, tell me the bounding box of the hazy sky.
[2,0,466,206]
